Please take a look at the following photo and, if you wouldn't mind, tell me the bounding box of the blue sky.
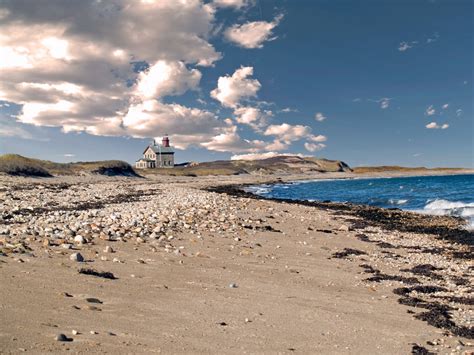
[0,0,472,167]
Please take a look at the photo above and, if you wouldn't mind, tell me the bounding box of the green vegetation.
[0,154,138,177]
[0,154,52,177]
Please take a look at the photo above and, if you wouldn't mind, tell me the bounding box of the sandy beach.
[0,171,472,354]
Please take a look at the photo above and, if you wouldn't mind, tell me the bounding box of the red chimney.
[162,135,170,147]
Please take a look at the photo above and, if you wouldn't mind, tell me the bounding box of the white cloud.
[426,122,449,129]
[426,32,439,44]
[279,107,298,113]
[64,154,75,157]
[122,100,228,149]
[399,33,439,52]
[456,109,463,117]
[425,105,436,116]
[304,142,326,152]
[134,60,201,100]
[201,125,266,153]
[233,106,272,130]
[309,134,327,142]
[369,98,391,109]
[264,139,289,151]
[224,14,283,49]
[0,123,33,139]
[264,123,312,143]
[0,0,223,143]
[398,41,415,52]
[352,98,361,102]
[314,112,326,121]
[380,98,391,109]
[210,66,261,108]
[212,0,253,9]
[442,103,449,109]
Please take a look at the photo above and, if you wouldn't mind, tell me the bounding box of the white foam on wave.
[389,199,408,205]
[420,199,474,228]
[244,185,271,195]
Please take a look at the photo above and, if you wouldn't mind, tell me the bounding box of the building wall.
[143,147,156,160]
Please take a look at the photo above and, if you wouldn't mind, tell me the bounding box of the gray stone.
[70,252,84,262]
[55,333,72,342]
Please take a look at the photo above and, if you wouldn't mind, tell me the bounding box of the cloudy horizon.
[0,0,472,167]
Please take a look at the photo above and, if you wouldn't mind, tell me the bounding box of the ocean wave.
[421,199,474,228]
[244,185,271,195]
[389,199,408,205]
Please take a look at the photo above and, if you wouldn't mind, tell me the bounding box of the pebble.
[74,235,86,244]
[339,224,350,232]
[229,283,238,288]
[55,333,71,342]
[69,252,84,262]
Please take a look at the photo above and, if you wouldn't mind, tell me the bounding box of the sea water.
[247,174,474,228]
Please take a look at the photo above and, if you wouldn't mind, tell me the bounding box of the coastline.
[1,172,473,353]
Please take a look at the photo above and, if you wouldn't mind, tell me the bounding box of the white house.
[135,135,175,169]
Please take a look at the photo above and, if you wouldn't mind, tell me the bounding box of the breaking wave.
[421,199,474,228]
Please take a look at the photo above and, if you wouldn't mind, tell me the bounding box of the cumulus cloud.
[309,134,327,142]
[233,106,272,130]
[212,0,253,9]
[201,125,266,153]
[264,123,312,143]
[314,112,326,122]
[122,100,228,149]
[425,105,436,116]
[442,103,449,109]
[426,122,449,129]
[264,139,289,151]
[0,1,317,156]
[304,142,326,152]
[210,66,261,108]
[224,14,283,49]
[0,0,226,147]
[134,61,201,100]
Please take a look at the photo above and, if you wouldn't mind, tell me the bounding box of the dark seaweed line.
[207,184,474,249]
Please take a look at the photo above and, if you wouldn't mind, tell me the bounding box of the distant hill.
[352,166,470,173]
[145,155,352,176]
[0,154,138,177]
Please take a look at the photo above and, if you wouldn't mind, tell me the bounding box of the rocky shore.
[0,173,472,354]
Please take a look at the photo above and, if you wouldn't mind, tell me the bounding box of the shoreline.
[1,173,473,353]
[206,183,474,248]
[231,172,474,231]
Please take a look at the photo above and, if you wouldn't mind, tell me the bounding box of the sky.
[0,0,472,168]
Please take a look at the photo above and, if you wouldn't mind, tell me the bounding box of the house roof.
[143,143,174,155]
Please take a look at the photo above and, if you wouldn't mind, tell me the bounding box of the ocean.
[246,174,474,228]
